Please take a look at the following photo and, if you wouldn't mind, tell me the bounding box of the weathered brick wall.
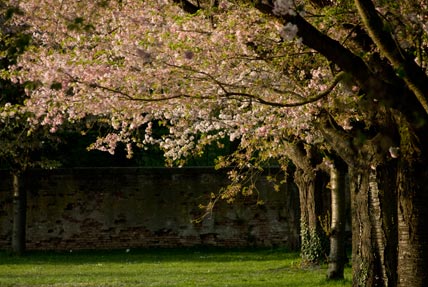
[0,168,300,251]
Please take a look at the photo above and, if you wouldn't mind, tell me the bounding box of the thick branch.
[247,0,427,126]
[283,141,315,172]
[317,110,356,165]
[354,0,428,114]
[279,10,376,95]
[291,14,379,93]
[248,1,393,101]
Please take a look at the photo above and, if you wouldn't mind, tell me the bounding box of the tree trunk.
[283,141,329,265]
[350,163,397,287]
[294,168,328,265]
[327,162,347,280]
[396,159,428,287]
[12,172,27,255]
[248,2,428,284]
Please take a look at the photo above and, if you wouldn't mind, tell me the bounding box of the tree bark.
[396,160,428,287]
[11,172,27,255]
[284,141,328,265]
[394,116,428,287]
[318,105,401,286]
[327,161,347,280]
[350,163,398,287]
[294,167,327,264]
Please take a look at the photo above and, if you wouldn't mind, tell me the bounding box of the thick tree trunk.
[391,114,428,287]
[350,163,397,287]
[12,172,27,255]
[396,159,428,287]
[327,162,347,280]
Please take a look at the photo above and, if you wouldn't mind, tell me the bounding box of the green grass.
[0,248,351,286]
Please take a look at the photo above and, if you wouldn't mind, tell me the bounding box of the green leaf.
[50,82,62,90]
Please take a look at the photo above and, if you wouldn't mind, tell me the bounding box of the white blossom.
[273,0,296,16]
[280,23,299,41]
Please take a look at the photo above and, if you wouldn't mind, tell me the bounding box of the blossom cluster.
[273,0,296,16]
[6,0,420,169]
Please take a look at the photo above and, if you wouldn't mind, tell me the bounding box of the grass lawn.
[0,248,351,286]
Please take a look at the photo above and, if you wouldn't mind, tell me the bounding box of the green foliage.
[300,222,328,265]
[67,16,95,32]
[0,8,30,105]
[0,29,31,66]
[357,260,369,287]
[50,81,63,90]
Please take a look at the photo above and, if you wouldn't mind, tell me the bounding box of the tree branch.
[247,1,389,99]
[317,110,357,165]
[65,73,190,102]
[354,0,428,114]
[89,82,186,102]
[225,71,346,107]
[162,61,346,107]
[246,0,427,126]
[282,140,315,172]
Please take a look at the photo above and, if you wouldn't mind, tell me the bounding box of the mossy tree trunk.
[285,141,328,265]
[294,168,327,264]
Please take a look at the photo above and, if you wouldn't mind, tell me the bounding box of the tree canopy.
[3,0,428,286]
[4,1,351,162]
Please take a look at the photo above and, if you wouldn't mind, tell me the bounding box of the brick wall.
[0,167,300,251]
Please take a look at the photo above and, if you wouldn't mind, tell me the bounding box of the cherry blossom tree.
[7,1,341,266]
[5,0,428,286]
[5,0,334,266]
